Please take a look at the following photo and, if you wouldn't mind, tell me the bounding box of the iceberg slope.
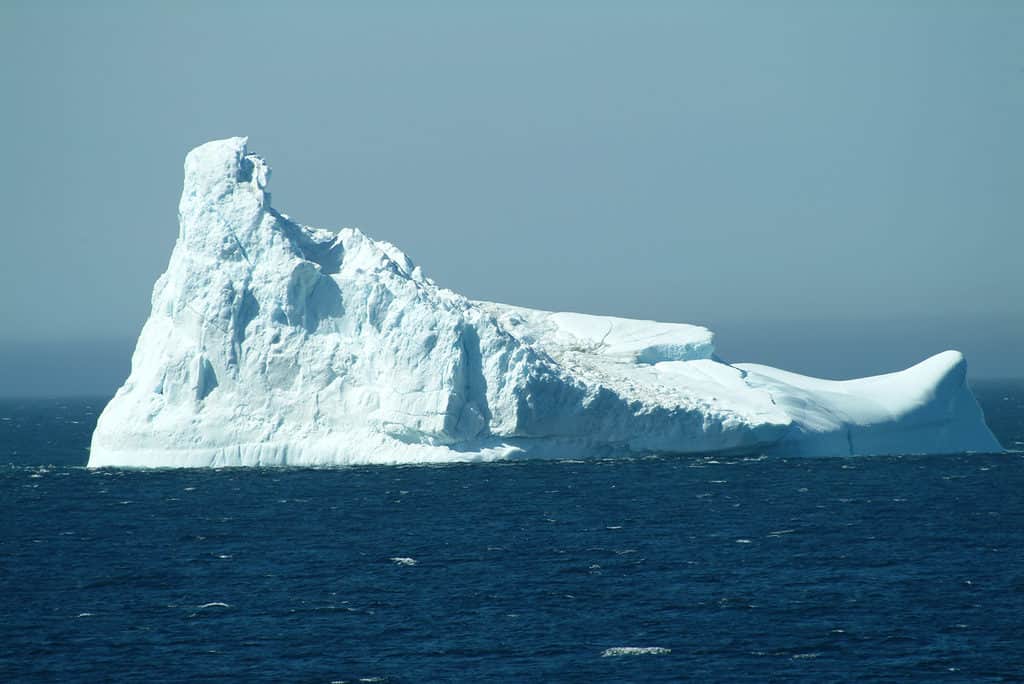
[88,138,1001,467]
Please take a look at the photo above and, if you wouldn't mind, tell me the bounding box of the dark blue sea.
[2,382,1022,682]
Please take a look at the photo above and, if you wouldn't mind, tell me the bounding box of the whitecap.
[197,602,230,609]
[601,646,671,657]
[390,557,417,566]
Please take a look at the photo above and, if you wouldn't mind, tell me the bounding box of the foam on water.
[602,647,672,657]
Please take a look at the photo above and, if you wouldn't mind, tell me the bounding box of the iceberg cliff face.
[88,138,1001,467]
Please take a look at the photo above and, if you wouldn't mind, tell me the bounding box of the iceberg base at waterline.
[87,138,1001,468]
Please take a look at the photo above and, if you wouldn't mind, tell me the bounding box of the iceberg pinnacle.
[88,138,1002,467]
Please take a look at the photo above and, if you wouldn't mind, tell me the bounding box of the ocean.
[2,381,1022,682]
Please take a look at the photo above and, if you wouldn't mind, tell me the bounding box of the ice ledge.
[738,350,1001,457]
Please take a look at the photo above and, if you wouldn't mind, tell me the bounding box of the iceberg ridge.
[88,137,1001,467]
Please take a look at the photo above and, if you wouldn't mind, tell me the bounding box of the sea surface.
[1,381,1022,682]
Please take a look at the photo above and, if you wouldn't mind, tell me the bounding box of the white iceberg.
[87,137,1001,467]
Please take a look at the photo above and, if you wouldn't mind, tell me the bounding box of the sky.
[0,1,1021,397]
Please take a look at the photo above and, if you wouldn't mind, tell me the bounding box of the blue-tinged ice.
[88,138,1001,467]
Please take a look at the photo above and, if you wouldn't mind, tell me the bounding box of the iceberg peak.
[88,138,1001,467]
[183,136,270,191]
[179,136,271,243]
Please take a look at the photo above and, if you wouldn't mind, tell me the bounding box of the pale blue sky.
[0,1,1021,395]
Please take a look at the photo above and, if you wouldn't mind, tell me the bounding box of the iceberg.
[88,137,1001,467]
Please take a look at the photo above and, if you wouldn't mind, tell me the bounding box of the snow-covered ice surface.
[88,138,1001,468]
